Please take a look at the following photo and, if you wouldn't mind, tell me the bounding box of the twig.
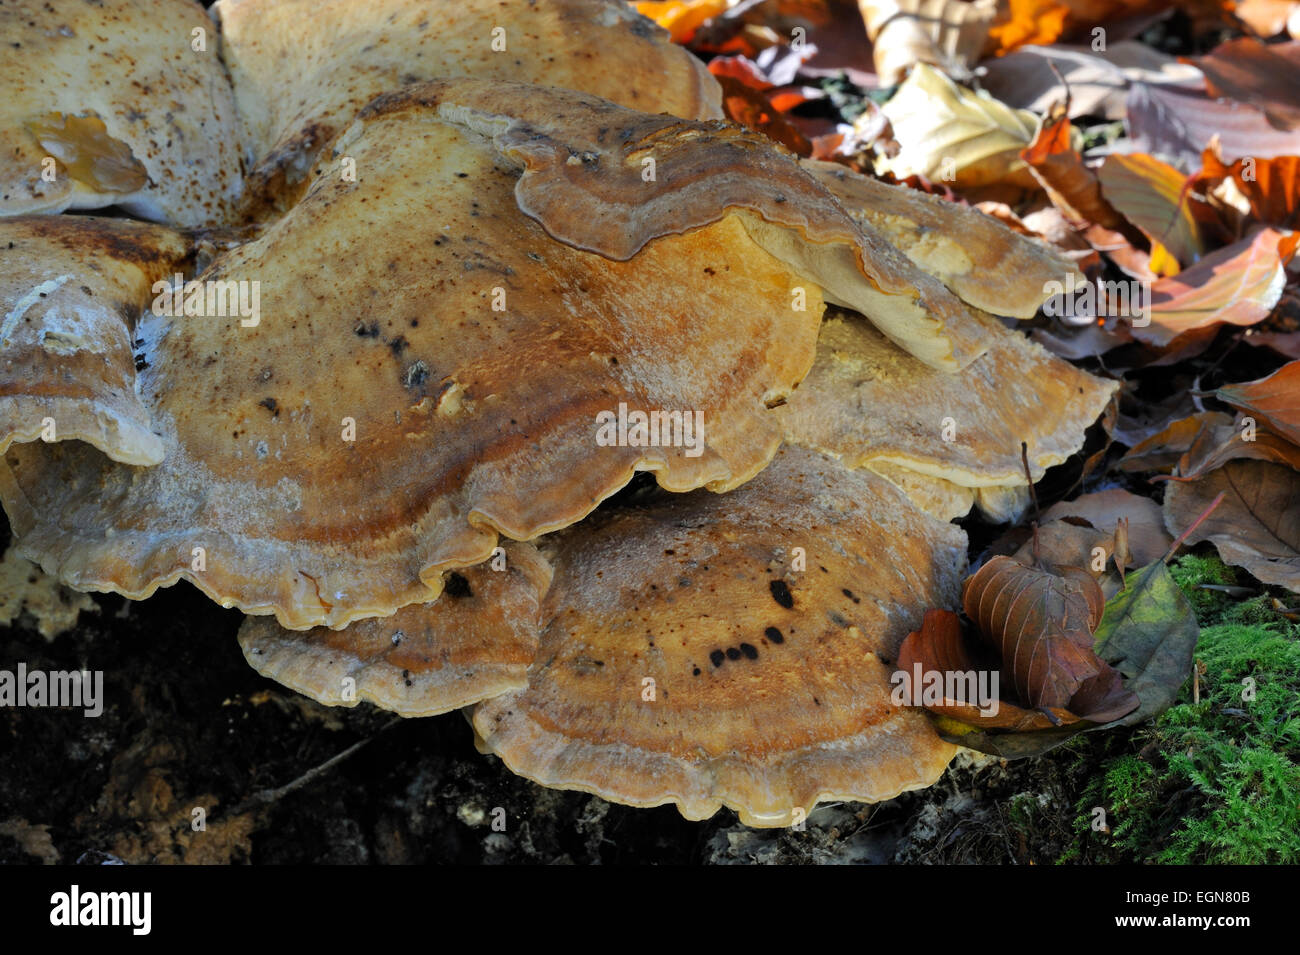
[1161,491,1226,563]
[1020,441,1040,522]
[225,717,403,816]
[1046,59,1071,118]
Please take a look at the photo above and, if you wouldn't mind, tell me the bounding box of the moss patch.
[1060,551,1300,864]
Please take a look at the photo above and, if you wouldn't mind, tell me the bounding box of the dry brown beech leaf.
[0,0,244,225]
[215,0,724,212]
[962,555,1106,709]
[237,543,552,717]
[1119,410,1232,473]
[776,309,1118,489]
[0,83,829,630]
[1189,37,1300,131]
[0,215,192,466]
[1173,412,1300,480]
[471,446,968,827]
[1038,488,1171,566]
[1010,489,1170,596]
[1164,459,1300,593]
[897,609,1080,730]
[801,159,1085,318]
[420,79,990,370]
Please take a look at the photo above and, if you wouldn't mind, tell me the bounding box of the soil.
[0,507,1126,866]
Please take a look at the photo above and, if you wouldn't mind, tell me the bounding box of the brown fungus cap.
[414,79,992,371]
[0,215,191,466]
[471,446,966,827]
[802,160,1086,319]
[0,0,244,226]
[237,543,552,717]
[777,309,1118,490]
[0,83,823,630]
[214,0,723,212]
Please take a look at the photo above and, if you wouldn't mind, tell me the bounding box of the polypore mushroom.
[7,79,925,630]
[405,78,992,371]
[0,7,1125,829]
[0,0,244,225]
[213,0,724,212]
[471,446,967,826]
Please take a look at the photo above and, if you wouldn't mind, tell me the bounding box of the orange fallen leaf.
[634,0,731,43]
[897,609,1079,730]
[986,0,1072,55]
[1097,153,1205,274]
[1197,141,1300,230]
[1020,114,1126,229]
[713,74,812,154]
[1216,359,1300,446]
[1135,227,1295,346]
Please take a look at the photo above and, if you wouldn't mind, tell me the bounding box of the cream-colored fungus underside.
[801,160,1086,319]
[778,309,1118,489]
[406,78,993,371]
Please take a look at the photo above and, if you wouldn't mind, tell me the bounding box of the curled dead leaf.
[961,555,1105,709]
[876,63,1040,189]
[897,609,1078,730]
[858,0,997,85]
[1020,113,1126,229]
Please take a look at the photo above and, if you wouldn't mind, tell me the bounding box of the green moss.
[1061,555,1300,864]
[1168,551,1239,621]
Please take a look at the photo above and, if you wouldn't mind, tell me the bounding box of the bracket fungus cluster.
[1,0,1116,825]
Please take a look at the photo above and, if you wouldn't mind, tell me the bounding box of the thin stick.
[1020,441,1040,522]
[226,717,402,816]
[1162,491,1226,563]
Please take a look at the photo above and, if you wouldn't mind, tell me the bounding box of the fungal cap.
[0,0,244,225]
[0,87,824,629]
[410,78,994,371]
[778,309,1117,491]
[472,446,966,826]
[0,215,191,466]
[214,0,724,211]
[237,543,552,716]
